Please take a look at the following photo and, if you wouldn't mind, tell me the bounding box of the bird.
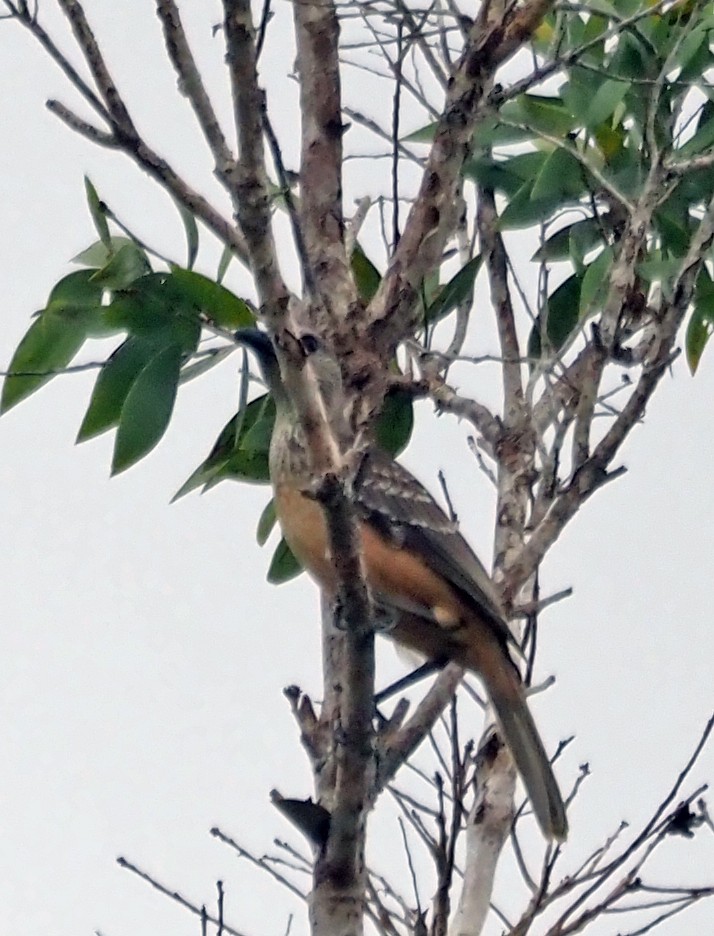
[234,326,568,841]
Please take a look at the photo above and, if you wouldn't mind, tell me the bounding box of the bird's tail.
[469,643,568,842]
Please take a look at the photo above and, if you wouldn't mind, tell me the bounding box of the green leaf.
[532,217,604,262]
[582,80,629,129]
[686,270,714,374]
[84,176,111,247]
[579,247,614,316]
[90,242,152,290]
[172,393,276,500]
[77,337,158,442]
[498,179,568,230]
[111,343,183,474]
[73,236,136,268]
[501,94,577,137]
[530,147,586,202]
[375,389,414,457]
[267,537,302,584]
[403,122,436,143]
[103,273,202,352]
[217,243,233,283]
[256,498,277,546]
[179,346,235,384]
[528,273,584,359]
[175,200,199,270]
[46,269,105,322]
[169,267,254,328]
[425,255,482,323]
[351,244,382,303]
[463,152,547,195]
[1,311,87,413]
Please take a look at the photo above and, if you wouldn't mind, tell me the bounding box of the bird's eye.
[300,334,321,355]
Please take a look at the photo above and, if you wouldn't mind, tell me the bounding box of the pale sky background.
[1,3,712,936]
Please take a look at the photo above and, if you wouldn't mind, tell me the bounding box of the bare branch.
[293,0,355,317]
[155,0,235,177]
[223,0,288,307]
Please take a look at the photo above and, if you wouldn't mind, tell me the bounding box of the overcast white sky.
[1,3,712,935]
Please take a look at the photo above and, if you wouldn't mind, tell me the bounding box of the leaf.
[169,268,254,328]
[73,236,136,268]
[531,217,604,262]
[85,176,110,247]
[111,343,183,474]
[351,244,382,303]
[425,255,482,323]
[172,393,276,500]
[579,247,614,316]
[103,273,202,351]
[46,269,105,321]
[501,94,576,137]
[375,389,414,457]
[582,80,629,129]
[403,122,436,143]
[175,200,199,270]
[179,346,235,384]
[217,243,233,283]
[90,242,152,290]
[498,179,567,230]
[77,337,158,442]
[528,273,584,360]
[0,311,87,413]
[530,147,586,202]
[267,537,302,584]
[686,270,714,374]
[256,498,277,546]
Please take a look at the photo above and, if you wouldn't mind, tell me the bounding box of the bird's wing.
[353,450,515,650]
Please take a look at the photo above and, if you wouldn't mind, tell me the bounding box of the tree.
[1,1,713,934]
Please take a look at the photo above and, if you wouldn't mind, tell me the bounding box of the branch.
[367,0,556,351]
[293,0,355,318]
[222,0,287,308]
[376,663,464,793]
[155,0,236,177]
[56,0,135,134]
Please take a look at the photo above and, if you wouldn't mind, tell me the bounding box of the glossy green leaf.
[46,269,105,321]
[77,337,157,442]
[111,343,183,474]
[256,498,277,546]
[498,179,568,230]
[579,247,614,316]
[0,311,87,413]
[179,346,235,384]
[73,236,136,268]
[501,94,577,137]
[169,268,254,328]
[582,80,629,129]
[375,389,414,457]
[90,242,152,290]
[267,537,302,584]
[84,176,110,247]
[464,151,547,196]
[425,255,482,323]
[351,244,382,303]
[532,217,604,262]
[217,243,233,283]
[530,147,586,202]
[103,274,202,351]
[528,273,584,360]
[175,200,199,270]
[403,122,436,143]
[686,270,714,374]
[172,393,276,500]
